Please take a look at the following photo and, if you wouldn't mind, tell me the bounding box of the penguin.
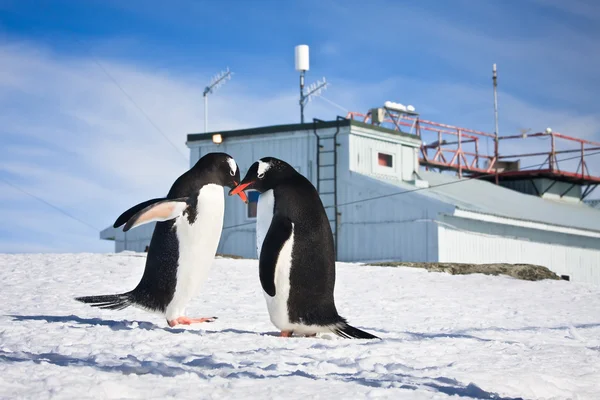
[229,157,379,339]
[75,152,248,327]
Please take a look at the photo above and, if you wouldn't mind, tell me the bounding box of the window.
[247,191,260,219]
[378,152,393,167]
[372,150,397,177]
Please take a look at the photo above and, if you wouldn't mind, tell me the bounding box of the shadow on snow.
[7,314,258,336]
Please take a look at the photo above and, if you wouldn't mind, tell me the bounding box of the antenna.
[492,63,499,182]
[493,63,499,138]
[203,67,233,133]
[295,45,328,123]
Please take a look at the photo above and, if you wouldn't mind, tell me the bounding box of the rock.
[365,261,560,281]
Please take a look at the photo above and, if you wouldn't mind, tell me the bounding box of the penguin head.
[229,157,294,196]
[193,152,247,202]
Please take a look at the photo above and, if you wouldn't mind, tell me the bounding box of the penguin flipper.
[121,197,190,232]
[259,214,293,297]
[113,198,168,228]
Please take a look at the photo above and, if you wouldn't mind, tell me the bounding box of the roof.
[413,170,600,233]
[186,119,420,143]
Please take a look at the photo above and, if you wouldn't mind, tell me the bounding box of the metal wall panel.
[348,130,419,183]
[336,132,451,261]
[438,225,600,285]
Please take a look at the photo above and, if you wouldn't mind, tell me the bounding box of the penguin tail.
[74,292,133,311]
[331,320,380,340]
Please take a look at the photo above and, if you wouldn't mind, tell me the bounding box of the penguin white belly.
[263,225,295,331]
[256,190,296,331]
[256,189,274,257]
[165,184,224,320]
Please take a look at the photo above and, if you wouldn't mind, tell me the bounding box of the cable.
[317,95,349,113]
[0,7,188,162]
[0,177,100,232]
[223,221,256,230]
[323,150,600,210]
[222,151,600,230]
[78,40,189,162]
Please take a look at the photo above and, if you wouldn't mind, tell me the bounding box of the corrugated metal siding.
[438,225,600,285]
[336,138,450,262]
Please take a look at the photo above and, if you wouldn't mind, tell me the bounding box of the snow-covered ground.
[1,253,599,399]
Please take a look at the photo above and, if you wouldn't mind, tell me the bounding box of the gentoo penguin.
[75,152,247,327]
[229,157,378,339]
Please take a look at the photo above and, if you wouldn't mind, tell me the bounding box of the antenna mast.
[295,45,328,123]
[203,67,233,133]
[493,63,499,183]
[493,63,499,138]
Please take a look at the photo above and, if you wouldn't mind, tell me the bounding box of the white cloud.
[0,40,340,253]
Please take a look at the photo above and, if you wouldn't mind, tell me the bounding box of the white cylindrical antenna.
[295,45,310,71]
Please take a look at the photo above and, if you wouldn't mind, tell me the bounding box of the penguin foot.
[167,316,217,327]
[280,330,293,337]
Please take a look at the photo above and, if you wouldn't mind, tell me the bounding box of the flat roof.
[186,119,420,143]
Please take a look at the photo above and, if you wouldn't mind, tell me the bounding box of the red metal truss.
[346,110,600,186]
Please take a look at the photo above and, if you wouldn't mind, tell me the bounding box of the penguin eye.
[257,172,265,179]
[229,170,235,176]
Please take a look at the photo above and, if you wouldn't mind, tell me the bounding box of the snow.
[1,252,600,399]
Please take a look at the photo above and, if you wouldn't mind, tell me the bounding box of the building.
[101,115,600,285]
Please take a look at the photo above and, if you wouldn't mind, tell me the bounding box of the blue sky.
[1,0,599,253]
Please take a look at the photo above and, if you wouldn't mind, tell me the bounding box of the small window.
[378,152,393,167]
[247,191,260,219]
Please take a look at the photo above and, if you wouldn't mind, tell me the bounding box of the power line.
[223,221,256,230]
[221,150,600,230]
[6,150,595,235]
[317,95,349,114]
[325,150,600,210]
[2,7,188,163]
[0,177,100,233]
[77,40,188,162]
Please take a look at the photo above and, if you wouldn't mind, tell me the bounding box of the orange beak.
[229,181,253,203]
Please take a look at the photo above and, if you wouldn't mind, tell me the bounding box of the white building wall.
[348,126,420,182]
[335,128,449,262]
[438,223,600,285]
[336,172,453,262]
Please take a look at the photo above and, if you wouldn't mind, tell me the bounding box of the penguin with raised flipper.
[75,152,248,327]
[229,157,378,339]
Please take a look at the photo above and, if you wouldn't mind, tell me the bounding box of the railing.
[498,132,600,181]
[346,111,498,178]
[346,110,600,184]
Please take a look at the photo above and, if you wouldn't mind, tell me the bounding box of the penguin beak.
[230,181,249,203]
[229,181,253,202]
